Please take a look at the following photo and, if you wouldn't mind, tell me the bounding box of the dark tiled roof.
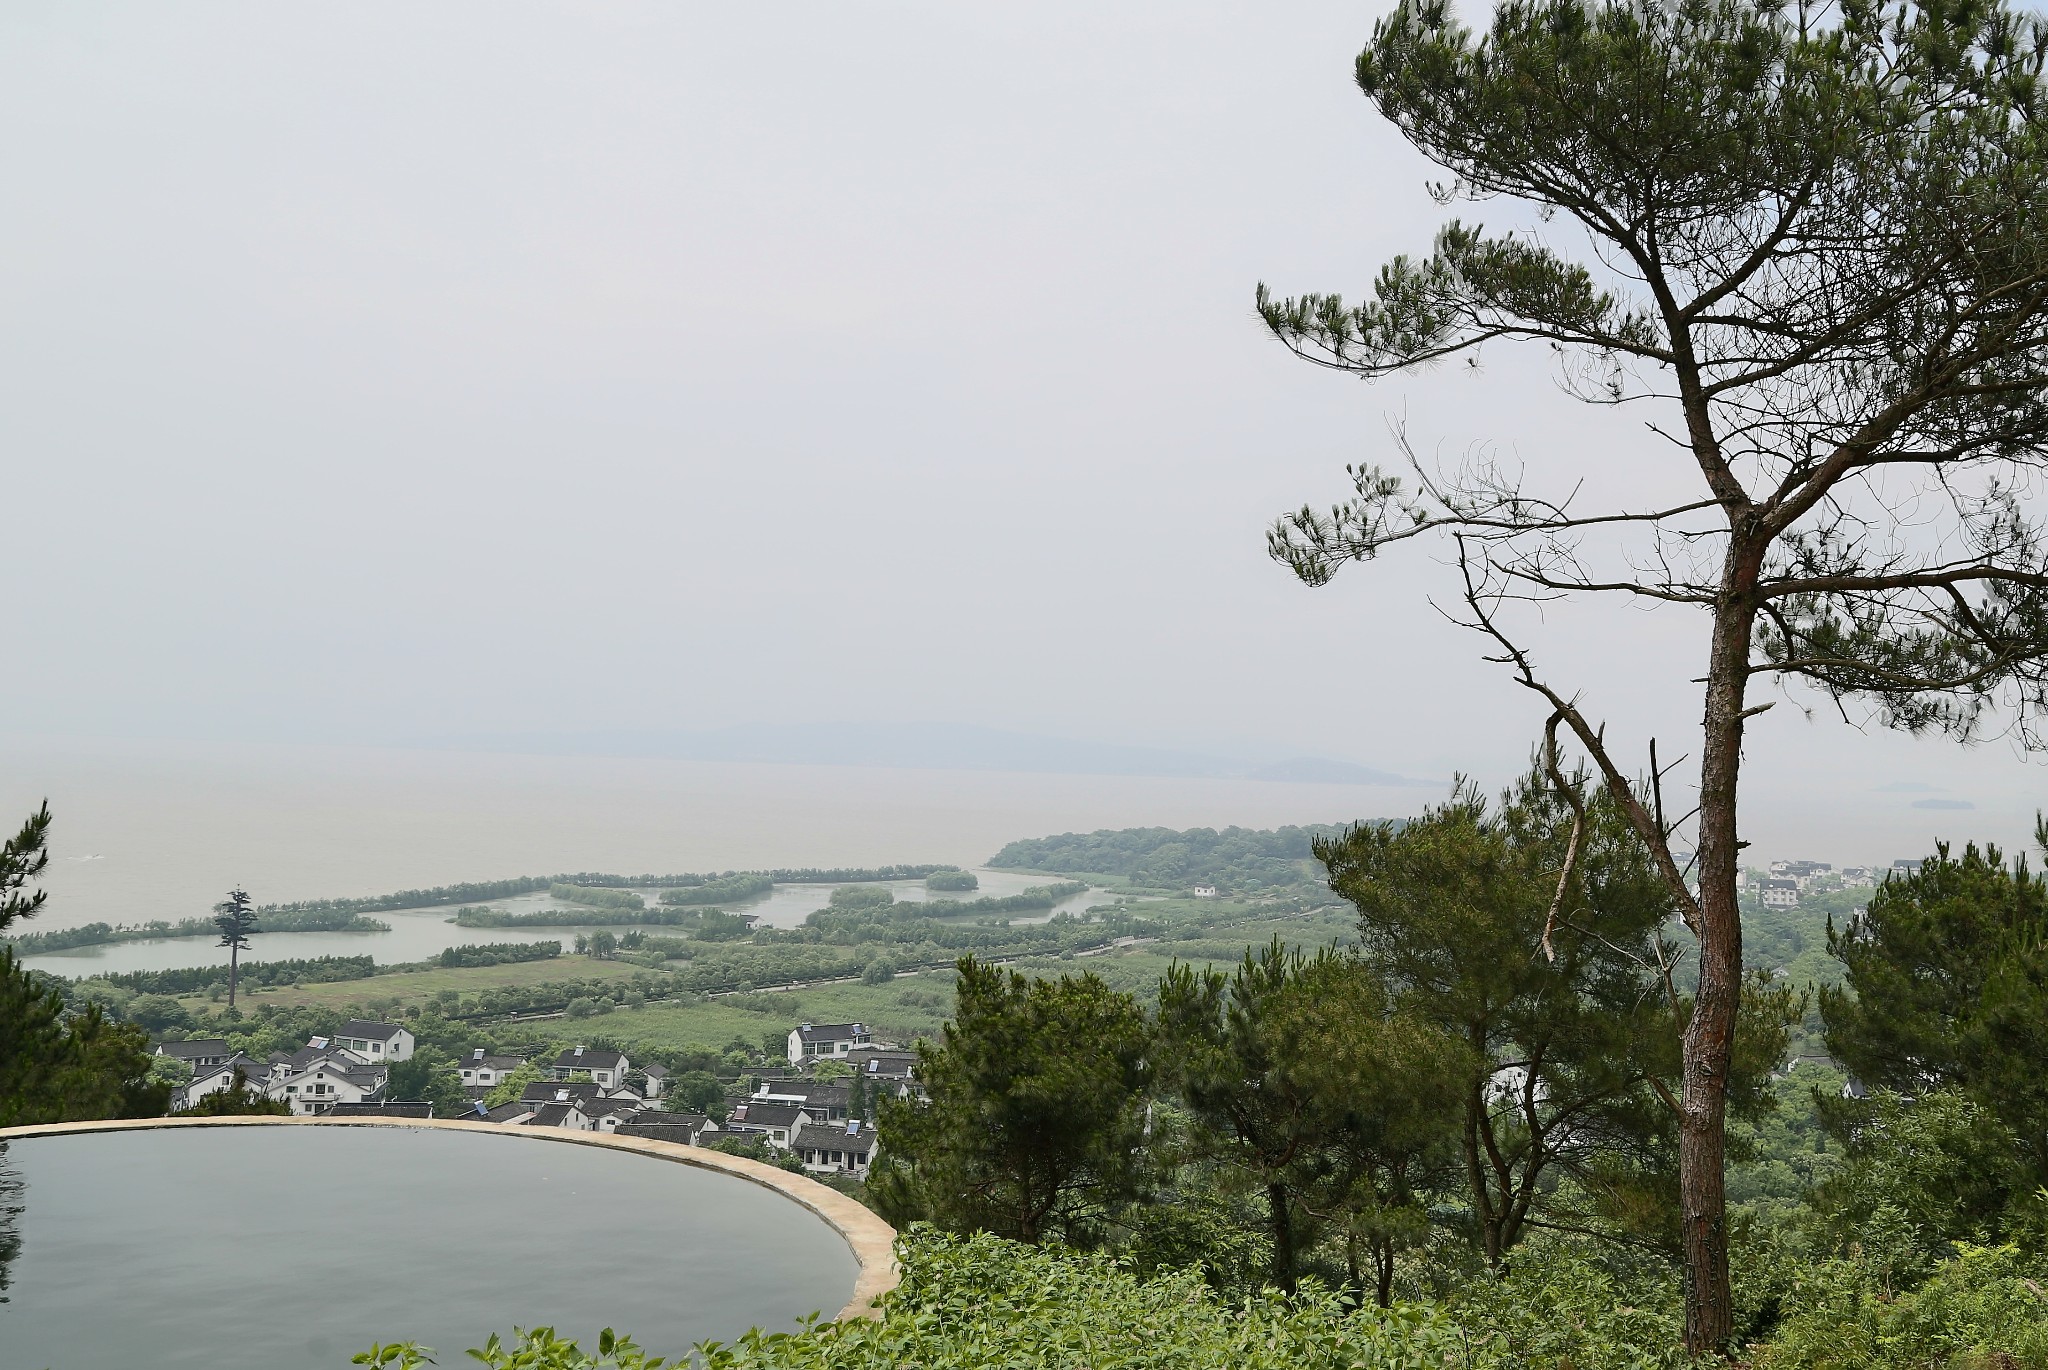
[526,1103,582,1128]
[338,1021,406,1041]
[484,1102,535,1123]
[627,1111,706,1129]
[522,1082,601,1104]
[615,1123,703,1145]
[155,1039,231,1060]
[552,1046,626,1070]
[330,1102,431,1118]
[794,1023,869,1044]
[792,1122,877,1157]
[724,1101,803,1130]
[763,1081,850,1104]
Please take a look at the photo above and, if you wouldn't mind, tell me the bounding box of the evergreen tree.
[1822,838,2048,1193]
[1261,0,2048,1345]
[870,957,1150,1246]
[1156,939,1465,1300]
[213,888,259,1012]
[0,804,168,1126]
[1319,760,1793,1268]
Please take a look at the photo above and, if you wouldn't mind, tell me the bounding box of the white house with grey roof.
[793,1119,877,1178]
[153,1038,233,1073]
[263,1041,390,1116]
[173,1052,267,1112]
[787,1022,871,1064]
[335,1021,414,1062]
[551,1044,629,1090]
[458,1049,527,1091]
[721,1100,809,1149]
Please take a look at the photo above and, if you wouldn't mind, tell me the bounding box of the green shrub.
[1750,1244,2048,1370]
[361,1229,1707,1370]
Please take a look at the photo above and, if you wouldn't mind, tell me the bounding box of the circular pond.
[0,1123,868,1369]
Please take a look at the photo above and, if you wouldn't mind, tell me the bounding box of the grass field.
[161,890,1361,1053]
[177,956,653,1013]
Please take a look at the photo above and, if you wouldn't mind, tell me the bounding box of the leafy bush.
[662,875,775,906]
[439,942,561,969]
[550,884,648,912]
[925,870,979,892]
[360,1230,1704,1370]
[1750,1244,2048,1369]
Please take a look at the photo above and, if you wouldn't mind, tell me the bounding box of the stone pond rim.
[0,1114,900,1322]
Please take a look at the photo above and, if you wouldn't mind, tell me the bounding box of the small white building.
[551,1045,629,1090]
[458,1049,527,1091]
[174,1052,266,1112]
[335,1021,414,1063]
[265,1043,390,1116]
[153,1039,234,1073]
[793,1119,877,1178]
[787,1022,872,1065]
[1762,879,1800,909]
[1191,883,1218,898]
[721,1100,808,1149]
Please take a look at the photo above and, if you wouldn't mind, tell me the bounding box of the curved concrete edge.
[0,1115,899,1322]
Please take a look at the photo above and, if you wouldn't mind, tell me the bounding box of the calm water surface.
[20,870,1110,976]
[2,737,1414,972]
[0,1127,859,1369]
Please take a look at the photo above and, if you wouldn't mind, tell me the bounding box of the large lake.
[19,870,1111,976]
[0,736,1428,975]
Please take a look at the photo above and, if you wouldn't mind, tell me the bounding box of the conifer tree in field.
[1262,0,2048,1346]
[214,888,259,1013]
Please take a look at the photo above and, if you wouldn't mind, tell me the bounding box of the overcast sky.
[4,2,2042,843]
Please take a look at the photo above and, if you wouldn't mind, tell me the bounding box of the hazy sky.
[3,3,2042,848]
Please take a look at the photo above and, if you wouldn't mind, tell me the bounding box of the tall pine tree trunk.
[1679,568,1759,1353]
[1267,1181,1297,1293]
[227,942,241,1013]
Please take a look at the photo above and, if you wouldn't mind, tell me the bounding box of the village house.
[263,1040,391,1116]
[1191,883,1218,898]
[1762,878,1800,909]
[458,1049,527,1092]
[551,1044,629,1090]
[720,1100,807,1149]
[616,1111,715,1146]
[153,1038,233,1073]
[173,1052,266,1112]
[793,1119,877,1178]
[845,1045,918,1082]
[754,1079,852,1121]
[638,1063,668,1101]
[330,1101,432,1119]
[334,1020,414,1062]
[787,1022,871,1065]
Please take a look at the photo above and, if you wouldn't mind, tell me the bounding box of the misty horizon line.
[399,720,1448,789]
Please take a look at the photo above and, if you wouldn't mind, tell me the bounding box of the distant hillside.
[988,822,1381,892]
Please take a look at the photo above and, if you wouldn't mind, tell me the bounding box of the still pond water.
[0,1126,859,1369]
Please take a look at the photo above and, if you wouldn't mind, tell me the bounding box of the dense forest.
[988,824,1361,892]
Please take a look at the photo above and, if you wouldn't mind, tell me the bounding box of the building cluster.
[151,1019,914,1183]
[1752,860,1887,909]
